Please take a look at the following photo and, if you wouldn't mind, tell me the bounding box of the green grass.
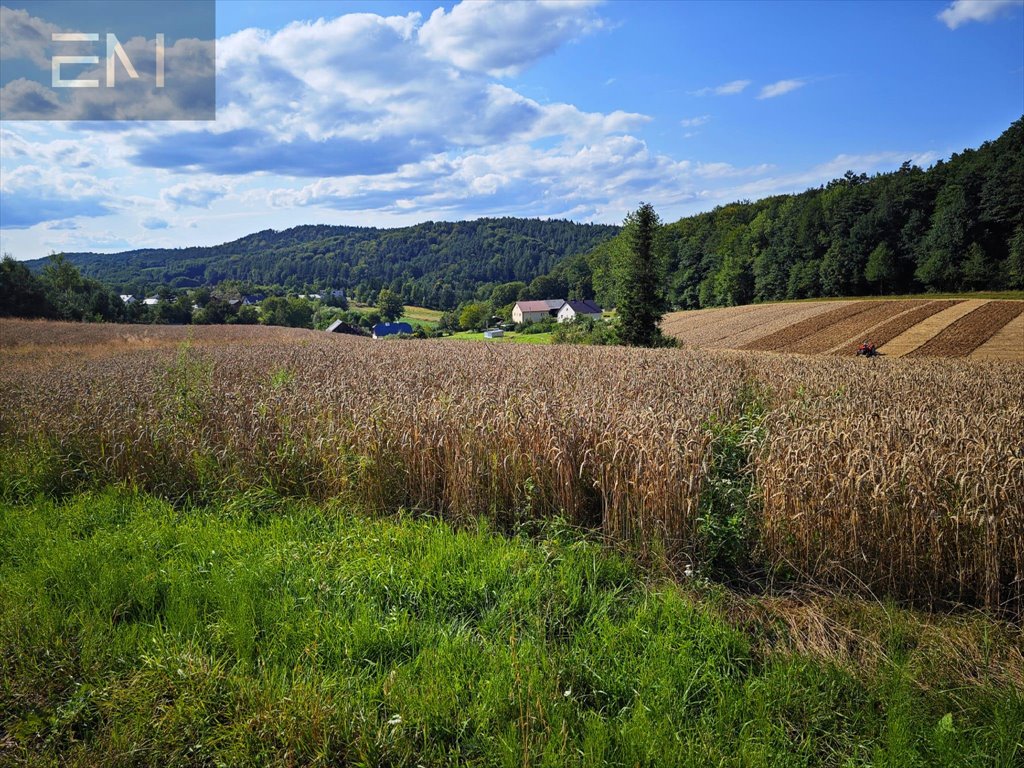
[345,304,441,329]
[446,330,553,344]
[2,488,1021,766]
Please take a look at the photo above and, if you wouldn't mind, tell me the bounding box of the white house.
[556,299,603,323]
[512,299,564,324]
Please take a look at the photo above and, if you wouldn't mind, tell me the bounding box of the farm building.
[557,300,603,323]
[372,321,413,339]
[325,320,367,336]
[512,299,564,324]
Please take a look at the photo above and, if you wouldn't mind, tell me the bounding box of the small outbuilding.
[372,321,413,339]
[557,299,603,323]
[326,319,368,336]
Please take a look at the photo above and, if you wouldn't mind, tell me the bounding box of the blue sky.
[1,0,1022,257]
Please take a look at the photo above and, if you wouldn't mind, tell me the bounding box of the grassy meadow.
[1,319,1022,765]
[2,489,1022,766]
[446,330,554,344]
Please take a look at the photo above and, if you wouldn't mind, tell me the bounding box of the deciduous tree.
[377,289,404,322]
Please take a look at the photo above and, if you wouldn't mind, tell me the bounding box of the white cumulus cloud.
[938,0,1023,30]
[418,0,603,76]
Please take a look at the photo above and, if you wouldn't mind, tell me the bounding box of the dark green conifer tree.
[616,203,668,347]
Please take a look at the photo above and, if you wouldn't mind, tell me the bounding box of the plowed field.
[877,300,987,356]
[783,300,926,354]
[907,301,1024,357]
[662,297,1023,361]
[832,301,958,355]
[663,301,853,348]
[740,302,876,351]
[971,311,1024,360]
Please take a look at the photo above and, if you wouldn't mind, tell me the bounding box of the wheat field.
[2,319,1021,615]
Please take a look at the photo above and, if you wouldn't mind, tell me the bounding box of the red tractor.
[856,340,879,357]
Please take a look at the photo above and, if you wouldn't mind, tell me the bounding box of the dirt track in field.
[906,301,1024,358]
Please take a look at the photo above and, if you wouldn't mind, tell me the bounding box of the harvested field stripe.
[663,302,849,349]
[708,303,833,345]
[784,301,927,354]
[741,302,876,351]
[970,310,1024,360]
[710,302,857,349]
[877,300,980,357]
[831,300,959,355]
[907,300,1024,358]
[660,305,759,335]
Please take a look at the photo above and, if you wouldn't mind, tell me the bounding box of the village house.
[512,299,564,324]
[556,299,603,323]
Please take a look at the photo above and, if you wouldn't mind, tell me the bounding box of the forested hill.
[28,218,619,308]
[555,117,1024,310]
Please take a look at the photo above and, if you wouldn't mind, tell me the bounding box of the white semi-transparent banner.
[0,0,215,120]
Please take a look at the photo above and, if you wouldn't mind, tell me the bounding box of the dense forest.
[551,117,1024,309]
[22,218,619,310]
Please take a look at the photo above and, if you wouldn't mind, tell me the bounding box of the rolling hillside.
[662,297,1024,360]
[21,218,619,309]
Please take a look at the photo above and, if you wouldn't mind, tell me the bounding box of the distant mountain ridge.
[26,218,620,309]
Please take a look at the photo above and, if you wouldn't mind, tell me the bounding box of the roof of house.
[326,319,367,336]
[515,299,565,312]
[561,299,602,315]
[372,321,413,337]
